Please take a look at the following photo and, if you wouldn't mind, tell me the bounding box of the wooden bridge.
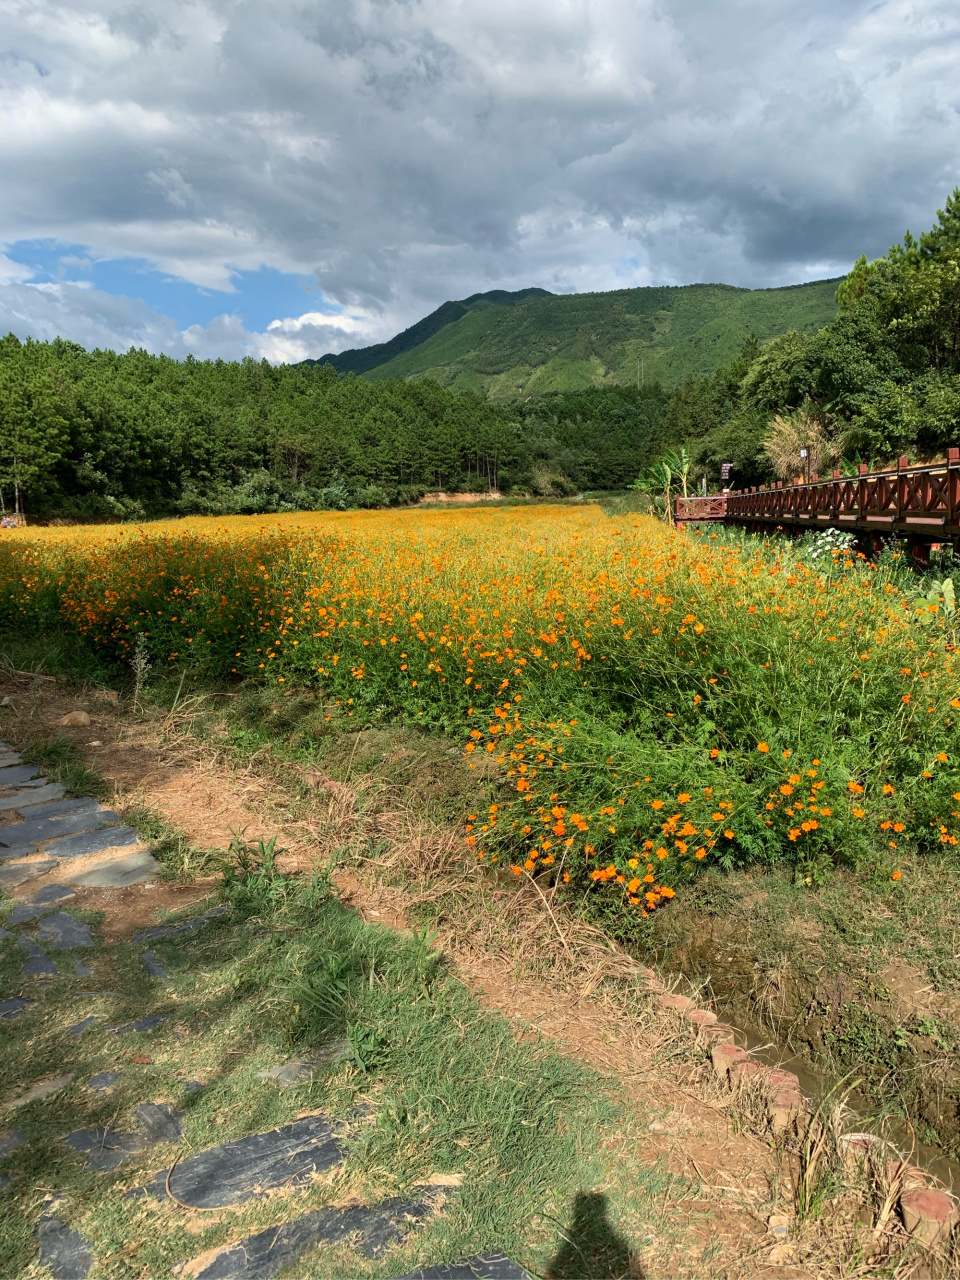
[675,449,960,563]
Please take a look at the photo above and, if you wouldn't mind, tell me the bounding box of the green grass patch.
[0,845,688,1279]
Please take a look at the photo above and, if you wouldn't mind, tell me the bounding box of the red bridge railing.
[675,449,960,554]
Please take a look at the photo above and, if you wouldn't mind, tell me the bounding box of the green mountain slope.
[354,279,841,399]
[312,287,552,376]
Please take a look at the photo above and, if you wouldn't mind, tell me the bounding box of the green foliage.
[0,335,70,515]
[360,279,840,399]
[0,337,527,517]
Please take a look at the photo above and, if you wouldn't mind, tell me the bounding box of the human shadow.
[545,1190,645,1279]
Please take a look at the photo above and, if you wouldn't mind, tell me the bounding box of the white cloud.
[0,280,379,361]
[1,0,959,358]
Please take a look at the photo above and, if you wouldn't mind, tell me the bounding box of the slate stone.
[132,904,226,943]
[0,783,65,811]
[0,858,57,888]
[255,1041,351,1088]
[37,1215,94,1280]
[0,1128,25,1158]
[0,805,118,858]
[6,1075,72,1108]
[0,927,11,941]
[66,1105,183,1170]
[69,1015,101,1037]
[179,1198,432,1280]
[62,850,160,888]
[0,995,34,1019]
[9,797,101,822]
[0,797,102,841]
[73,959,93,978]
[180,1079,206,1092]
[65,1126,147,1171]
[107,1013,168,1035]
[135,1102,183,1143]
[18,936,59,976]
[30,883,77,906]
[7,900,60,925]
[142,950,169,981]
[47,825,139,860]
[36,913,94,949]
[87,1071,121,1093]
[0,764,44,787]
[143,1114,343,1208]
[391,1255,534,1280]
[0,752,22,767]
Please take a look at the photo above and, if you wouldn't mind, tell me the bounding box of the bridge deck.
[675,449,960,552]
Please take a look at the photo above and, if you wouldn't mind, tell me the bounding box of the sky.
[1,0,959,364]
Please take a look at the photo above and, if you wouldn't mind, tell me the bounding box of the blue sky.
[1,0,958,363]
[5,241,324,333]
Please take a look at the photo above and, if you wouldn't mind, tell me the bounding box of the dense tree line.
[0,336,675,520]
[0,338,527,519]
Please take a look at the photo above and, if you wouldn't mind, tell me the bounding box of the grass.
[16,736,111,804]
[362,279,840,397]
[0,841,689,1280]
[646,852,960,1158]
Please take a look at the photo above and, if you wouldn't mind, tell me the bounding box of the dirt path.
[0,675,818,1277]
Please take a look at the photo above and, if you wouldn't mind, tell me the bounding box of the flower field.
[3,506,959,924]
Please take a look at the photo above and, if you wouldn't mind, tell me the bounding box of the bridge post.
[909,537,931,568]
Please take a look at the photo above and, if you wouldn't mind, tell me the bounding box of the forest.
[1,191,958,519]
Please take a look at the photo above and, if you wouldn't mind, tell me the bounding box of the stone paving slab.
[7,900,61,926]
[4,1075,72,1109]
[0,996,35,1019]
[0,1128,26,1158]
[180,1198,432,1280]
[61,849,160,887]
[107,1013,169,1035]
[0,927,11,941]
[142,950,169,981]
[255,1040,351,1088]
[87,1071,121,1094]
[46,825,139,860]
[135,1102,184,1143]
[0,805,118,857]
[0,752,22,767]
[36,913,95,949]
[65,1104,183,1171]
[0,858,57,889]
[72,958,93,978]
[69,1016,102,1038]
[37,1214,94,1280]
[18,936,59,976]
[0,764,44,787]
[132,905,226,943]
[142,1114,343,1209]
[0,783,66,811]
[29,883,77,906]
[391,1254,534,1280]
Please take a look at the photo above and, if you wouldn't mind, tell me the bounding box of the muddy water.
[734,1016,960,1190]
[646,908,960,1188]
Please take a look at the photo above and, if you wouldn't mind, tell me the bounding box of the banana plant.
[661,446,692,498]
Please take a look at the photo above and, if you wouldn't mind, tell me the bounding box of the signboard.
[720,462,733,480]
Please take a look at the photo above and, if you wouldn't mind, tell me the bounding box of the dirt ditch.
[648,901,960,1184]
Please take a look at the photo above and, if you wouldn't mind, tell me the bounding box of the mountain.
[312,287,552,377]
[314,279,841,400]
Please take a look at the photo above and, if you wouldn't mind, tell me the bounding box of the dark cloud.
[1,0,959,358]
